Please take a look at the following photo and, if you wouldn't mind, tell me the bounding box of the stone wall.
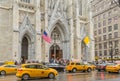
[0,8,13,61]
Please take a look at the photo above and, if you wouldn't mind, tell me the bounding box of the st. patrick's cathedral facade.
[0,0,94,63]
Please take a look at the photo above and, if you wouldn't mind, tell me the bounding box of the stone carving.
[48,0,69,29]
[19,15,35,43]
[48,0,57,10]
[19,15,36,60]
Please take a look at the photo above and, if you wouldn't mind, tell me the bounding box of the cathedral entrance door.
[49,45,63,62]
[21,37,28,63]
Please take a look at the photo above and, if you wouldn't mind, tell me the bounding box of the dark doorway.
[49,45,63,61]
[21,37,28,63]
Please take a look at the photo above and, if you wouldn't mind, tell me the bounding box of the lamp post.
[109,41,113,63]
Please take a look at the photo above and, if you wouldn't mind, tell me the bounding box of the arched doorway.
[21,37,28,63]
[50,44,63,61]
[19,16,36,63]
[49,27,63,62]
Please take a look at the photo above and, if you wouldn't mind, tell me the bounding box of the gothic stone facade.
[0,0,94,63]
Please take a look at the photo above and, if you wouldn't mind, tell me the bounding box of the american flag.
[42,31,51,43]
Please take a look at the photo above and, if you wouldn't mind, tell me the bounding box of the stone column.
[89,0,95,62]
[28,43,35,60]
[35,0,42,62]
[69,0,74,60]
[75,0,82,61]
[12,0,20,62]
[44,0,49,62]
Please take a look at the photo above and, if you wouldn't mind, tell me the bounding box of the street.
[0,71,120,81]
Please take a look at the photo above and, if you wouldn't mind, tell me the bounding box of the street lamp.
[109,41,113,63]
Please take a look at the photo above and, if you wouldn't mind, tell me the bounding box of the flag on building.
[83,36,90,47]
[42,31,52,43]
[80,26,90,47]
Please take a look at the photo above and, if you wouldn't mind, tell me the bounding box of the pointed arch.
[48,18,70,41]
[48,18,70,60]
[19,15,35,43]
[19,15,36,61]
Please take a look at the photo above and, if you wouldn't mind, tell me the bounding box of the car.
[96,63,107,71]
[16,63,58,80]
[4,61,15,65]
[87,63,96,70]
[106,63,120,73]
[65,62,92,73]
[46,63,65,72]
[0,64,18,75]
[96,63,113,71]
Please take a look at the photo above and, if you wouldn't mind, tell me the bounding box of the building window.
[99,36,102,41]
[103,20,106,26]
[95,44,98,50]
[104,42,107,49]
[103,14,106,19]
[94,24,97,29]
[95,37,97,42]
[98,22,101,27]
[108,26,112,32]
[103,35,106,40]
[114,16,118,21]
[98,15,101,20]
[114,32,118,38]
[95,51,98,56]
[99,51,102,56]
[114,40,119,47]
[108,33,112,39]
[98,29,101,34]
[99,43,102,49]
[94,31,97,36]
[103,28,106,33]
[104,50,107,56]
[114,24,118,30]
[108,18,112,24]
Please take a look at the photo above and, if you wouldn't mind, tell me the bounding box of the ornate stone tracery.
[19,15,36,61]
[48,0,68,27]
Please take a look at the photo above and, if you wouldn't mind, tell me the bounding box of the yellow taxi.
[65,62,92,73]
[88,63,96,70]
[106,63,120,73]
[4,61,15,65]
[0,64,18,75]
[16,63,58,80]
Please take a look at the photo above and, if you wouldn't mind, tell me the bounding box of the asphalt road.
[0,71,120,81]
